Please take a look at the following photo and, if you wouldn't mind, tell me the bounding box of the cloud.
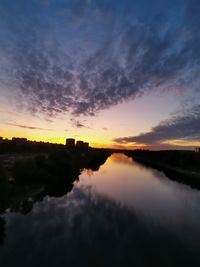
[5,122,54,131]
[114,105,200,146]
[0,108,19,116]
[70,118,92,129]
[0,0,200,117]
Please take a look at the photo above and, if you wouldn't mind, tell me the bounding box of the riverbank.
[125,150,200,189]
[0,148,112,215]
[1,148,200,214]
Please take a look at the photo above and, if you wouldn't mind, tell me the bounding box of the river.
[0,153,200,266]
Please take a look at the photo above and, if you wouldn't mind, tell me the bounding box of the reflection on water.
[0,153,200,266]
[78,154,200,228]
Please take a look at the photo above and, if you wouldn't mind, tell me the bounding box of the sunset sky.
[0,0,200,149]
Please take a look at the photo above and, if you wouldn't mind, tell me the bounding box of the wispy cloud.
[5,122,54,131]
[0,108,19,116]
[70,118,92,129]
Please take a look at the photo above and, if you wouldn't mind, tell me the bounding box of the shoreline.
[126,153,200,189]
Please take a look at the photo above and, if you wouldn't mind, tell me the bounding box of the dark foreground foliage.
[127,150,200,172]
[0,149,111,215]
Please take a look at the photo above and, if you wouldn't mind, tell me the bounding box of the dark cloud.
[70,118,92,129]
[0,0,200,116]
[5,122,54,131]
[114,105,200,145]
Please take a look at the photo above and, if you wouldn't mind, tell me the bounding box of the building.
[195,147,200,153]
[76,140,84,148]
[83,142,89,148]
[76,140,89,149]
[66,138,89,150]
[66,138,75,148]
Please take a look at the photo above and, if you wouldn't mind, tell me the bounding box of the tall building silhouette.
[66,138,75,148]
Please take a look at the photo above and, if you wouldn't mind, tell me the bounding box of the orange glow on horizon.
[1,133,198,150]
[0,132,143,150]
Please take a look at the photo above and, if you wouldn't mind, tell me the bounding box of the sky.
[0,0,200,149]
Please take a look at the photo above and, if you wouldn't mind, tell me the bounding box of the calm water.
[1,153,200,266]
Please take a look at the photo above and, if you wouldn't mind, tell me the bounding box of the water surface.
[0,153,200,266]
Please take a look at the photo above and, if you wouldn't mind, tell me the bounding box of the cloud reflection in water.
[0,186,198,267]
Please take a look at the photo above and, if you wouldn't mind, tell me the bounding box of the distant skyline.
[0,0,200,149]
